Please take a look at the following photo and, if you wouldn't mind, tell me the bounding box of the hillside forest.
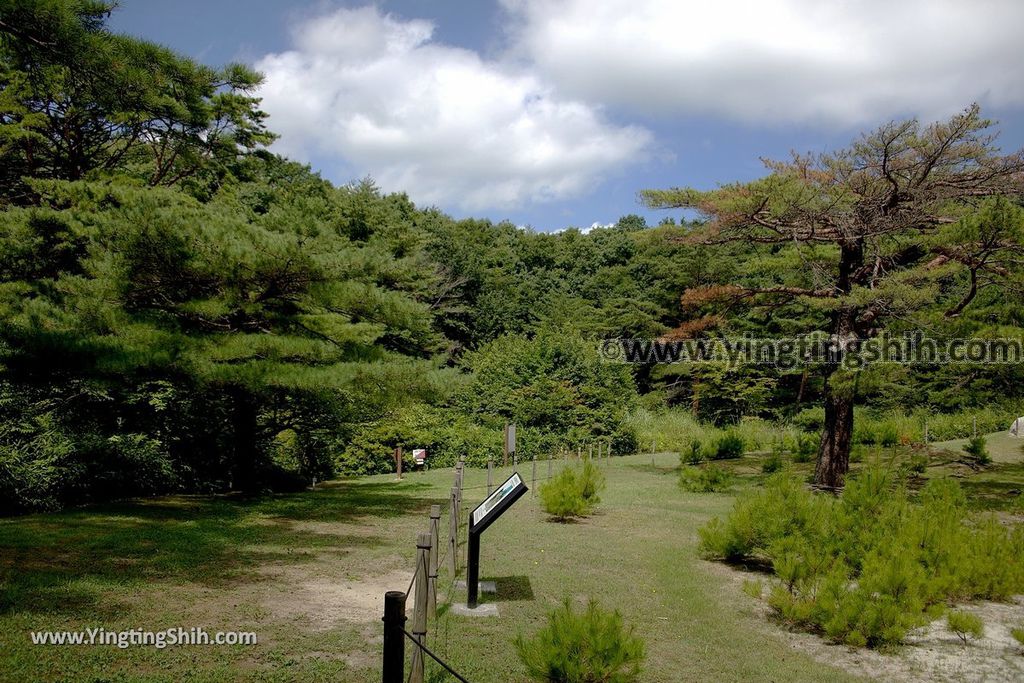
[2,1,1024,512]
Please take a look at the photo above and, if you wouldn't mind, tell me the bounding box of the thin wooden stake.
[487,459,493,494]
[448,487,458,577]
[428,505,440,618]
[531,454,537,494]
[395,446,403,480]
[411,532,430,683]
[503,422,509,467]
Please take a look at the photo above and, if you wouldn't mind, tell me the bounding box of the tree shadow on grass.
[625,462,677,476]
[0,479,445,618]
[484,575,534,601]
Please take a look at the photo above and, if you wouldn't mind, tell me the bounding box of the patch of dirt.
[259,564,413,629]
[712,562,1024,682]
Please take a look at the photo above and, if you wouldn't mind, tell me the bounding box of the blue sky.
[110,0,1024,232]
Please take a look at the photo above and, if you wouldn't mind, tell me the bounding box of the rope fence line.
[385,445,619,681]
[402,629,470,683]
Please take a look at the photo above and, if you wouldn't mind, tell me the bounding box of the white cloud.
[255,6,651,211]
[501,0,1024,125]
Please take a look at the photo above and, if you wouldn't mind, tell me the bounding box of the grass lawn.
[4,440,1022,683]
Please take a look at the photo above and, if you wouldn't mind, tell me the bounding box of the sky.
[109,0,1024,232]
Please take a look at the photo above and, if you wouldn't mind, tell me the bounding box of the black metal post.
[382,590,406,683]
[467,531,480,608]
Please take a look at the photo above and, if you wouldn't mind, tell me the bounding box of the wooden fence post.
[548,452,553,479]
[455,463,463,510]
[503,422,509,466]
[395,447,402,480]
[588,443,593,461]
[487,459,493,494]
[382,591,406,683]
[411,532,430,683]
[448,487,458,576]
[531,454,537,494]
[428,505,440,618]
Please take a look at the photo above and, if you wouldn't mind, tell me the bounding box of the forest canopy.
[2,1,1022,512]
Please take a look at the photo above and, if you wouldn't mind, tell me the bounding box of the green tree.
[0,0,273,203]
[642,106,1024,489]
[460,331,637,449]
[0,169,447,493]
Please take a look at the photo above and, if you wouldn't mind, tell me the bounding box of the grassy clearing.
[2,454,858,683]
[2,443,1021,682]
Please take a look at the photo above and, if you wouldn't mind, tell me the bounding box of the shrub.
[947,611,984,644]
[540,464,604,521]
[878,423,899,448]
[792,407,824,431]
[679,464,731,493]
[712,431,744,460]
[762,451,784,474]
[906,453,928,475]
[578,461,606,507]
[963,436,991,466]
[540,468,590,521]
[698,469,1024,649]
[792,433,817,463]
[698,472,826,562]
[514,599,646,683]
[682,439,705,465]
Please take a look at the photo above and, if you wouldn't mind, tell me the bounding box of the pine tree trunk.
[813,241,864,491]
[814,373,854,490]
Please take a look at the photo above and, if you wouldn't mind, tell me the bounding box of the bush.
[792,433,817,463]
[578,461,605,507]
[947,611,984,644]
[963,436,991,466]
[682,439,705,465]
[540,468,589,521]
[540,463,604,521]
[514,599,646,683]
[698,469,1024,648]
[712,431,744,460]
[878,424,899,448]
[679,464,731,493]
[792,407,825,431]
[906,453,928,475]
